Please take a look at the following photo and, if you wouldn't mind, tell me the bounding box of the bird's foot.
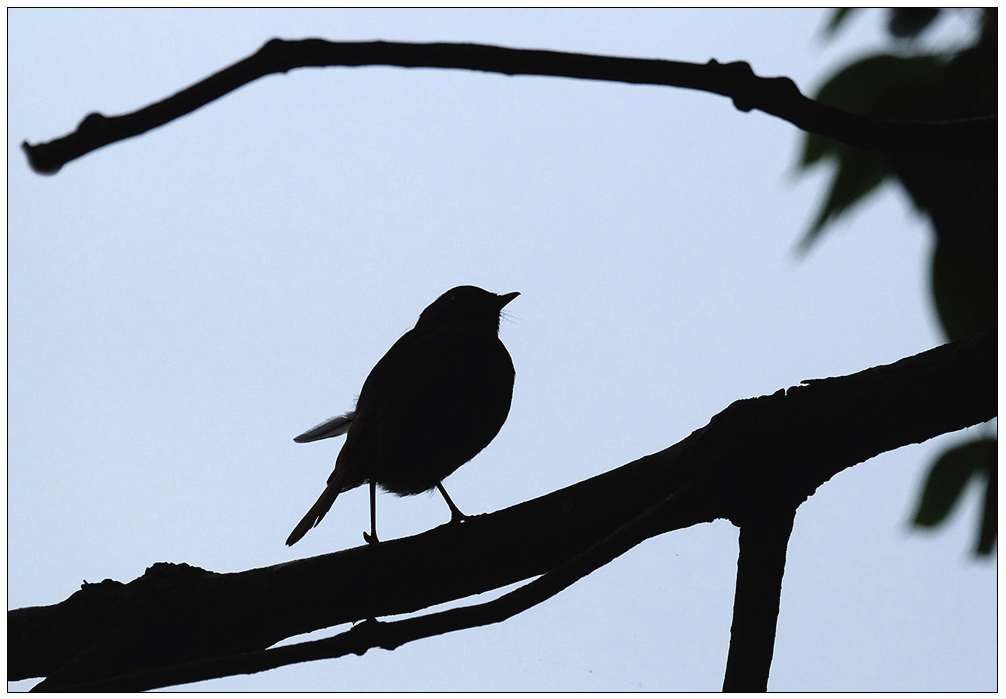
[363,530,380,545]
[437,482,469,525]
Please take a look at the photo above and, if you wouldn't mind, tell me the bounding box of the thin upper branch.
[22,39,994,174]
[11,330,995,690]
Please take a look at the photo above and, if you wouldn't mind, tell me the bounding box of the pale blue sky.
[7,8,995,691]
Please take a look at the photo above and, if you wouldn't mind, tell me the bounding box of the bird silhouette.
[287,285,519,546]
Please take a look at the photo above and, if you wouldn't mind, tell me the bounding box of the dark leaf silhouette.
[822,8,859,38]
[887,8,941,40]
[800,8,996,556]
[912,436,996,555]
[797,53,948,249]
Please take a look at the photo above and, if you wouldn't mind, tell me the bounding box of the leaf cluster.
[799,8,997,555]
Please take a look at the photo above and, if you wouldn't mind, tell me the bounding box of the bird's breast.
[353,330,515,496]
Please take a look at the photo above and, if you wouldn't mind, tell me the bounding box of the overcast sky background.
[7,8,996,691]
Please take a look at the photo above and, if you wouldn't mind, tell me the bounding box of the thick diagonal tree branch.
[37,475,705,691]
[22,39,994,174]
[11,330,994,690]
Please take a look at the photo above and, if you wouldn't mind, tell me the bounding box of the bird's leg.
[363,480,380,545]
[436,482,468,524]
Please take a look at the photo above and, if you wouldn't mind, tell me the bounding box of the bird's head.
[417,285,519,333]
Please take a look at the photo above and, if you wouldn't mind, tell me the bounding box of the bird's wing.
[293,411,356,443]
[356,327,513,439]
[353,327,459,418]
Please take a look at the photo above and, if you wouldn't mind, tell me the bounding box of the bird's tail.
[285,480,341,546]
[287,464,354,547]
[286,417,367,546]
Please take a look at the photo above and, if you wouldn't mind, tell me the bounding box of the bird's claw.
[363,531,380,545]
